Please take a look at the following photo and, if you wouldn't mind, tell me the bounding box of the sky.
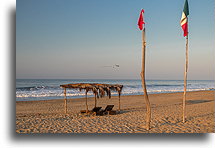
[16,0,214,80]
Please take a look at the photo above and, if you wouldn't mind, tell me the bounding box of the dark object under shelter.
[60,83,123,113]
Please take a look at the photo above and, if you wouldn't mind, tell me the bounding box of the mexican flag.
[180,0,189,37]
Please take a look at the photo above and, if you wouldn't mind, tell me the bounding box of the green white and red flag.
[138,9,145,30]
[180,0,189,37]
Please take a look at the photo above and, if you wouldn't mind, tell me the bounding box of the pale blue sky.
[16,0,214,80]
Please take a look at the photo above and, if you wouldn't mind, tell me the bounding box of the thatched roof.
[60,83,123,98]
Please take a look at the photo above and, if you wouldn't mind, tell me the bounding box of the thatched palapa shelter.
[60,83,123,113]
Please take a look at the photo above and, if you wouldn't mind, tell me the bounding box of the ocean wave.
[16,88,212,99]
[123,84,191,89]
[16,79,214,101]
[16,86,60,91]
[16,83,193,92]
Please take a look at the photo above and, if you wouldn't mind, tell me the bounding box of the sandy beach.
[16,90,214,133]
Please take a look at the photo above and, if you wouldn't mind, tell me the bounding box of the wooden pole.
[118,95,120,112]
[64,88,67,114]
[183,35,189,123]
[140,28,151,130]
[94,94,97,107]
[85,91,88,113]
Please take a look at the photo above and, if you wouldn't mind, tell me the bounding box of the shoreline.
[16,90,214,133]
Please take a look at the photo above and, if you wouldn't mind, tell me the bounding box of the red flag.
[138,9,145,30]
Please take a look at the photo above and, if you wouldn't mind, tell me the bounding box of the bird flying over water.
[101,64,120,68]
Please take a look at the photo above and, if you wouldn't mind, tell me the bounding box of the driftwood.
[60,83,123,113]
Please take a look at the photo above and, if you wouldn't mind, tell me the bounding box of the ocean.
[16,79,214,101]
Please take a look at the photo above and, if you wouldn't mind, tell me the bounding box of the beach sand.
[16,90,214,133]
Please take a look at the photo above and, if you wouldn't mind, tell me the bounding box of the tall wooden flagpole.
[181,0,189,123]
[138,9,151,130]
[141,27,151,130]
[183,35,188,123]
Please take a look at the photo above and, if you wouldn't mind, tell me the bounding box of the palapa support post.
[183,35,189,123]
[140,27,151,130]
[94,94,97,108]
[64,88,67,114]
[85,91,88,113]
[93,87,97,108]
[118,95,120,112]
[116,87,121,112]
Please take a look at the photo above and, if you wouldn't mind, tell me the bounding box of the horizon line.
[16,78,215,81]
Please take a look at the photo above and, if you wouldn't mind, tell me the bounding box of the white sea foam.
[16,79,214,101]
